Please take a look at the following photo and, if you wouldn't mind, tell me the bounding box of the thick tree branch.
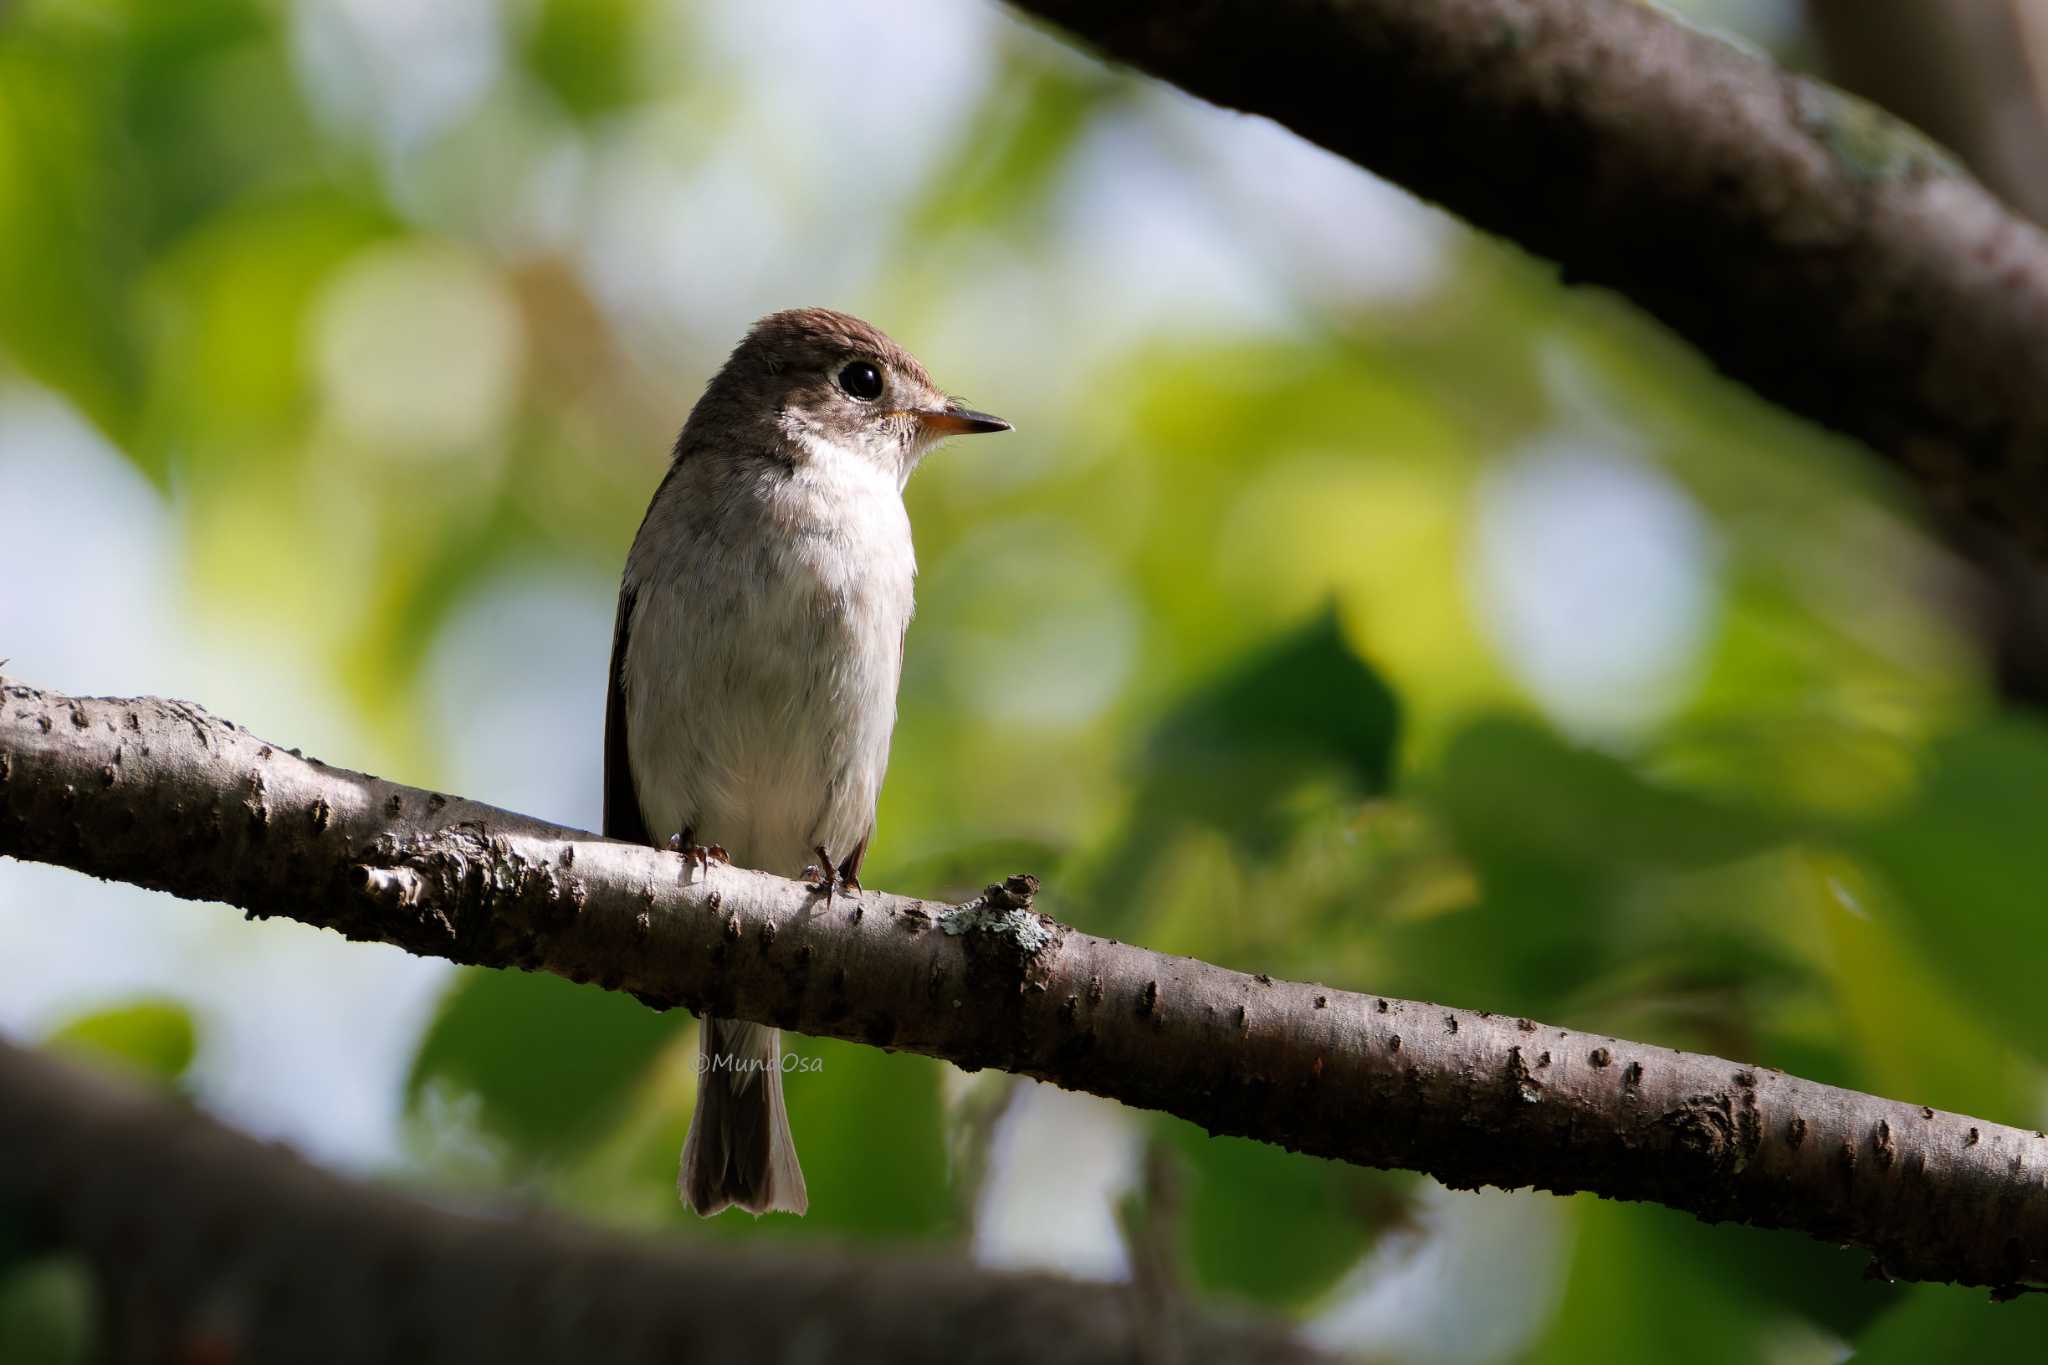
[1000,0,2048,677]
[0,1039,1321,1365]
[1801,0,2048,703]
[5,681,2048,1293]
[1003,0,2048,545]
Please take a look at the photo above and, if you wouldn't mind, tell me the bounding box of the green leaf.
[1808,852,2031,1126]
[523,0,642,118]
[0,40,142,448]
[408,967,682,1164]
[1141,603,1399,809]
[1436,717,1781,872]
[1850,1283,2048,1361]
[0,0,302,470]
[45,999,196,1084]
[0,1258,95,1365]
[1086,606,1400,932]
[904,52,1120,243]
[1855,719,2048,1063]
[1525,1199,1875,1363]
[1160,1120,1402,1309]
[1389,716,1789,1019]
[107,0,308,252]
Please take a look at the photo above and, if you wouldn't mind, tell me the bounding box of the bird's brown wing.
[603,581,652,847]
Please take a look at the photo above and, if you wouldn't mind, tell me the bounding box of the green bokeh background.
[2,0,2042,1359]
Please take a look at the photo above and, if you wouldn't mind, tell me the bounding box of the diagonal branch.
[1002,0,2048,552]
[0,1038,1324,1365]
[999,0,2048,697]
[4,680,2047,1293]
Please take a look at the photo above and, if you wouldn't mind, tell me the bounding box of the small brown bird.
[605,308,1008,1215]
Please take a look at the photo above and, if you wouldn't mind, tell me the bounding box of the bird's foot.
[667,827,730,871]
[803,844,863,901]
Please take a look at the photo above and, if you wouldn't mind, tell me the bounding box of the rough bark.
[5,681,2048,1293]
[0,1039,1322,1365]
[1001,0,2048,686]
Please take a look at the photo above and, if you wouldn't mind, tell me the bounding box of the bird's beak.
[917,402,1011,437]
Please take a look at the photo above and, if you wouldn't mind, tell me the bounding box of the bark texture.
[6,682,2048,1293]
[0,1039,1322,1365]
[1001,0,2048,563]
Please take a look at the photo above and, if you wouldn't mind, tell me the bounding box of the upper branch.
[1003,0,2048,560]
[5,681,2048,1292]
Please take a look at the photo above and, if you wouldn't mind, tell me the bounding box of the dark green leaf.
[0,42,142,450]
[1387,716,1789,1018]
[1526,1200,1819,1363]
[408,968,682,1164]
[0,1258,95,1365]
[1141,603,1399,805]
[1160,1120,1404,1309]
[1850,1282,2048,1361]
[1856,719,2048,1062]
[1436,716,1780,872]
[1086,607,1400,931]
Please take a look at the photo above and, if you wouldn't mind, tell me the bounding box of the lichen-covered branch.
[0,1038,1322,1365]
[1001,0,2048,692]
[5,681,2048,1292]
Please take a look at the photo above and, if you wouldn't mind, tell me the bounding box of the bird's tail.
[679,1017,808,1216]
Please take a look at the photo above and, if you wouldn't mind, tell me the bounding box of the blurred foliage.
[1084,606,1399,936]
[0,1258,93,1365]
[4,0,2044,1358]
[409,966,679,1165]
[1524,1198,1893,1363]
[1849,1282,2048,1361]
[44,998,195,1087]
[1856,720,2048,1063]
[1157,1123,1410,1310]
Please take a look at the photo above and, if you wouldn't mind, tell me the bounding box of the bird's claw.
[805,844,862,901]
[667,828,729,871]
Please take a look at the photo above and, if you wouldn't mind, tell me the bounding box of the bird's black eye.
[837,361,883,401]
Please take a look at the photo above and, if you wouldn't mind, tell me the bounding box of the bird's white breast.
[622,443,916,877]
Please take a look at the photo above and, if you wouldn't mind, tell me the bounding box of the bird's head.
[702,307,1009,486]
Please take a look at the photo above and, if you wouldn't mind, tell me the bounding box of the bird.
[604,308,1009,1215]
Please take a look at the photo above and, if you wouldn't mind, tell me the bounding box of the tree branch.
[1800,0,2048,704]
[5,681,2047,1293]
[999,0,2048,680]
[0,1038,1323,1364]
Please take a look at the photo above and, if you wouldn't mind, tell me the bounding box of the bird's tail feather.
[679,1017,808,1216]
